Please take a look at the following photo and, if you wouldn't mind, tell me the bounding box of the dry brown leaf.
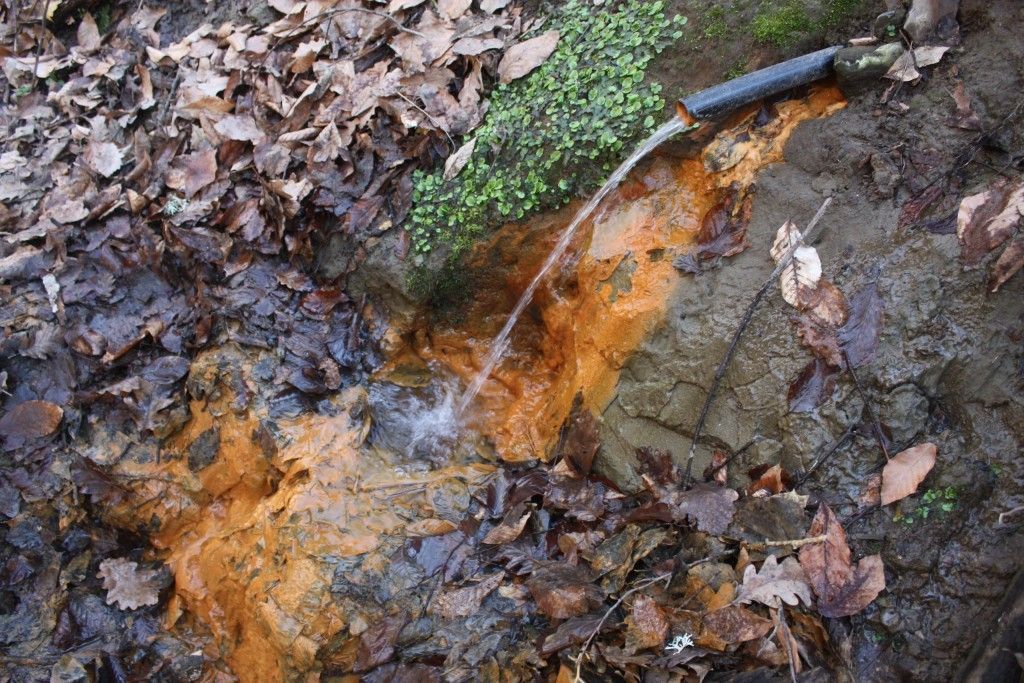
[736,555,812,609]
[0,400,63,439]
[452,37,505,56]
[214,114,265,143]
[430,572,504,619]
[482,509,531,544]
[166,149,217,199]
[77,13,102,52]
[84,141,123,178]
[438,0,472,20]
[625,594,669,651]
[498,31,559,84]
[443,137,477,181]
[798,504,885,618]
[97,558,162,610]
[990,235,1024,292]
[950,81,982,130]
[881,442,937,505]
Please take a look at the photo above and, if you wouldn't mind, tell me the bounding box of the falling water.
[456,117,691,415]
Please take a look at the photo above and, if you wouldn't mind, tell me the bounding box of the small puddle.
[98,86,843,677]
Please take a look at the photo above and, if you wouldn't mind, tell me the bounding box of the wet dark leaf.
[354,615,407,672]
[662,483,738,535]
[787,358,838,413]
[798,504,885,618]
[526,562,604,620]
[558,396,600,477]
[539,613,605,656]
[625,593,669,651]
[837,282,884,369]
[702,605,772,644]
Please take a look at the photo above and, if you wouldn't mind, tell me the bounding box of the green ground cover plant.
[406,0,685,296]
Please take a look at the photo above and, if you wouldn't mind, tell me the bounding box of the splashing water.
[368,370,461,459]
[456,117,692,415]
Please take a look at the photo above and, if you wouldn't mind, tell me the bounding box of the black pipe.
[678,46,840,120]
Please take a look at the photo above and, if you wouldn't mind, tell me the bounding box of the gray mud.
[594,1,1024,678]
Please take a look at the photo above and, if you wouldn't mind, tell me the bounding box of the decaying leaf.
[84,141,123,177]
[886,45,950,82]
[498,31,559,83]
[746,464,789,497]
[482,509,531,544]
[881,442,937,505]
[950,80,982,131]
[798,504,885,618]
[0,400,63,440]
[736,555,813,609]
[771,221,822,310]
[97,558,162,610]
[558,396,600,477]
[958,181,1024,264]
[990,235,1024,292]
[443,137,477,181]
[527,562,604,620]
[431,572,504,619]
[165,149,217,198]
[702,605,772,644]
[406,518,458,537]
[837,282,884,368]
[787,358,838,413]
[665,483,739,535]
[625,594,669,651]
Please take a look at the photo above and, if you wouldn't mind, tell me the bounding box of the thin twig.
[574,572,673,681]
[706,438,757,480]
[843,349,889,461]
[684,196,833,483]
[793,424,855,488]
[748,534,827,551]
[31,0,51,91]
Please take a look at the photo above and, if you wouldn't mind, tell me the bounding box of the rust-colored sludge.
[102,87,842,680]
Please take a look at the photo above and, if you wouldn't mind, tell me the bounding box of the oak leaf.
[97,558,161,610]
[880,442,937,505]
[798,504,885,618]
[735,555,812,609]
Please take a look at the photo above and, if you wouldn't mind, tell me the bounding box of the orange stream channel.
[411,86,844,462]
[100,86,842,681]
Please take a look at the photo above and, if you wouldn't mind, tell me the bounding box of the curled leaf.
[498,31,559,84]
[880,442,937,505]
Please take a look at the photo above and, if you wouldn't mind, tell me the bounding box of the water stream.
[455,117,692,415]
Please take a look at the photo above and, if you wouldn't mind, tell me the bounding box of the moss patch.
[406,0,685,297]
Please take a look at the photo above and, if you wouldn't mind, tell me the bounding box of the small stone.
[873,9,906,40]
[903,0,959,44]
[187,426,221,471]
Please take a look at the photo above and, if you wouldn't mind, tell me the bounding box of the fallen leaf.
[798,504,885,618]
[989,235,1024,292]
[886,45,950,82]
[406,518,458,537]
[438,0,472,20]
[354,615,406,672]
[540,614,606,656]
[498,31,559,84]
[443,137,477,181]
[746,464,789,497]
[77,13,102,52]
[950,81,982,131]
[771,221,822,310]
[165,149,217,198]
[527,562,604,620]
[482,509,531,544]
[880,442,937,505]
[787,358,838,413]
[431,572,504,618]
[558,397,600,477]
[666,483,739,535]
[837,282,884,368]
[702,605,772,644]
[625,594,669,651]
[736,555,813,609]
[97,558,162,610]
[0,400,63,439]
[957,181,1024,264]
[84,141,122,177]
[214,114,265,142]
